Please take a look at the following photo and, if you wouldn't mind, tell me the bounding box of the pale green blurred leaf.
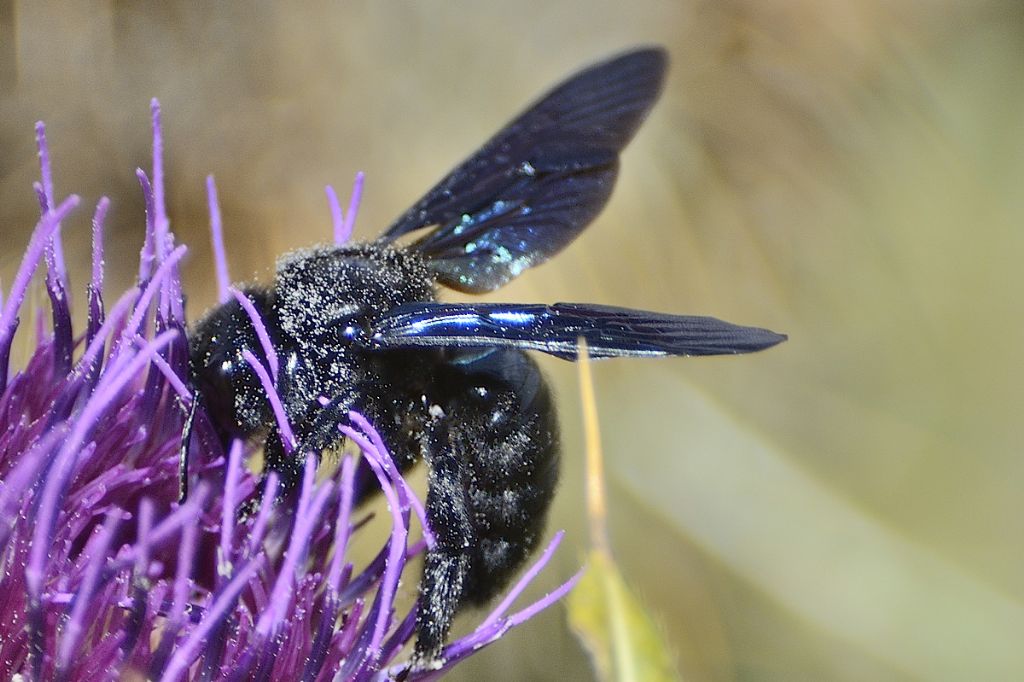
[603,370,1024,681]
[568,550,681,682]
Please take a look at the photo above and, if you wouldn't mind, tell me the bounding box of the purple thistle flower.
[0,100,579,681]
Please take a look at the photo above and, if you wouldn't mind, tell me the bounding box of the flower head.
[0,100,578,681]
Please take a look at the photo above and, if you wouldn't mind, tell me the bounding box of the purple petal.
[326,184,345,245]
[206,175,231,304]
[241,348,296,451]
[150,99,169,264]
[340,171,364,244]
[231,288,280,381]
[159,557,264,682]
[0,196,79,393]
[136,168,156,283]
[86,197,110,351]
[55,512,120,671]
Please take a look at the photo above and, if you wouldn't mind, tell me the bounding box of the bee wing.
[380,48,667,293]
[362,302,786,360]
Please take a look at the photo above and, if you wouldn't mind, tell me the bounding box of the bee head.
[273,243,435,344]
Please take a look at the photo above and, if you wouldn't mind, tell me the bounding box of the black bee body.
[189,243,559,658]
[184,47,786,664]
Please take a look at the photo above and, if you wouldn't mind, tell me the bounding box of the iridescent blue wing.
[380,48,667,293]
[360,302,787,360]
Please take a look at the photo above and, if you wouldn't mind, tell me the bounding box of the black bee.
[184,46,786,664]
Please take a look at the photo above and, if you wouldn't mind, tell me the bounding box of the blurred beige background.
[3,2,1024,680]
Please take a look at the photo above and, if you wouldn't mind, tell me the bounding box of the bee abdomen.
[435,349,560,605]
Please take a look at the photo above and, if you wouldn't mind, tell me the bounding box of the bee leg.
[258,396,353,503]
[413,417,475,668]
[256,358,336,503]
[413,349,559,667]
[178,392,199,503]
[261,429,307,497]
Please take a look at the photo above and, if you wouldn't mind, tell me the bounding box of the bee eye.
[329,315,371,346]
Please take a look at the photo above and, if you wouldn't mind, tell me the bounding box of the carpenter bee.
[184,46,786,664]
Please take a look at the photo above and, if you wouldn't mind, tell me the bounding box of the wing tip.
[598,45,669,94]
[738,327,788,353]
[605,45,668,69]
